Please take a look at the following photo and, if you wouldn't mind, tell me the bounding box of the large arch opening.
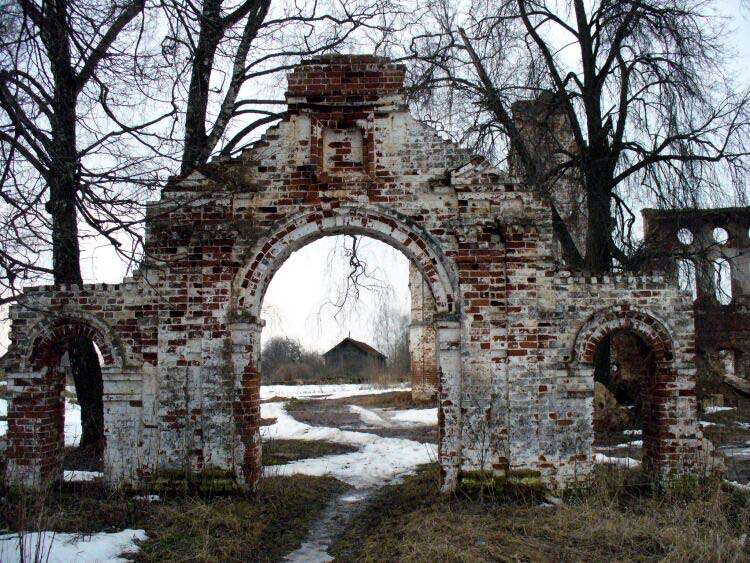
[229,207,461,490]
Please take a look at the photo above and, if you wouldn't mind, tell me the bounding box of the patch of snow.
[623,429,642,436]
[284,540,333,563]
[348,405,391,427]
[705,406,735,414]
[260,383,407,401]
[261,402,436,489]
[347,405,438,428]
[63,470,102,482]
[725,480,750,492]
[720,446,750,460]
[390,408,438,425]
[0,398,6,437]
[620,440,642,448]
[735,421,750,430]
[0,529,146,563]
[65,400,82,446]
[593,453,641,468]
[133,494,161,502]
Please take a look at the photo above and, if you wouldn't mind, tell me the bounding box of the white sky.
[2,1,749,354]
[259,235,410,353]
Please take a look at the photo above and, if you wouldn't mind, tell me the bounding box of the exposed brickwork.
[643,208,750,377]
[2,55,709,491]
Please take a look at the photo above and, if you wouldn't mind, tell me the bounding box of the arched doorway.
[6,315,119,485]
[228,206,462,490]
[570,305,701,477]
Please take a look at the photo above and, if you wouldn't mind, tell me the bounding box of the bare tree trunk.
[45,1,105,455]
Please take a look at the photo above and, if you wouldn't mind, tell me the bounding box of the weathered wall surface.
[3,55,707,491]
[409,262,439,400]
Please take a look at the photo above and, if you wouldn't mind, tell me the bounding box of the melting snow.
[0,529,146,563]
[64,470,103,482]
[347,405,438,428]
[261,402,436,489]
[260,384,407,401]
[705,406,735,414]
[349,405,391,426]
[593,453,641,468]
[726,480,750,492]
[391,408,438,425]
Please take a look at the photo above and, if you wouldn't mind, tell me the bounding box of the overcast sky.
[2,1,749,355]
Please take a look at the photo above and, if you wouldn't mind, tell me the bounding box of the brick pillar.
[409,263,439,401]
[436,316,462,492]
[229,320,263,490]
[5,367,65,487]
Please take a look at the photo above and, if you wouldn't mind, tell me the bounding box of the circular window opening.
[677,228,693,245]
[713,227,729,245]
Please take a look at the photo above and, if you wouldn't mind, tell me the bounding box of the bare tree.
[407,0,750,272]
[160,0,405,172]
[0,0,171,453]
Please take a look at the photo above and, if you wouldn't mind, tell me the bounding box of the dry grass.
[331,390,435,409]
[1,474,347,562]
[135,475,347,561]
[262,438,358,466]
[330,465,750,562]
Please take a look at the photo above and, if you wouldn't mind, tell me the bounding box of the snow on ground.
[0,397,6,437]
[348,405,391,426]
[391,408,438,425]
[64,470,103,482]
[261,402,436,489]
[594,452,641,468]
[726,480,750,492]
[260,383,407,401]
[705,406,735,414]
[596,440,642,451]
[700,421,722,427]
[348,405,438,428]
[0,529,146,563]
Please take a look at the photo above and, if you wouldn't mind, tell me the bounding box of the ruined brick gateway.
[3,55,710,491]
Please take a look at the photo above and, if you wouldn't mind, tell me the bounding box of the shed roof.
[322,337,386,360]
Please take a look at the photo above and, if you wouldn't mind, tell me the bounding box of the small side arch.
[21,311,127,373]
[569,304,699,478]
[572,305,676,368]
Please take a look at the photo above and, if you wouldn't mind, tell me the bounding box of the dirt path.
[260,391,438,561]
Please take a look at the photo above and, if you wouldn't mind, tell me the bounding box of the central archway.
[228,205,462,490]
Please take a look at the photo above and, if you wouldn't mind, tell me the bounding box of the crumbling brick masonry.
[3,55,709,491]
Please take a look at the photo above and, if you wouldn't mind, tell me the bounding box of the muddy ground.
[284,391,439,443]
